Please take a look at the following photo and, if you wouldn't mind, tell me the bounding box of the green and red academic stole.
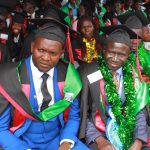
[0,62,82,122]
[61,6,72,27]
[138,42,150,79]
[137,42,150,104]
[37,63,82,121]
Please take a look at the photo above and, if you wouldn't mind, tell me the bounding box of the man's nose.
[43,53,51,61]
[112,54,118,61]
[85,27,89,32]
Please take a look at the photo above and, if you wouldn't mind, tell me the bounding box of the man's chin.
[38,67,51,73]
[108,65,120,71]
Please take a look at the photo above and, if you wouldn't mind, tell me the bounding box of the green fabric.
[148,84,150,105]
[97,4,106,35]
[76,0,80,7]
[99,94,106,113]
[138,42,150,79]
[37,63,82,121]
[61,5,72,27]
[138,42,150,106]
[97,15,105,27]
[134,67,150,114]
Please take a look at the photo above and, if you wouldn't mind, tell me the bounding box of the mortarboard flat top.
[23,0,36,6]
[0,0,17,10]
[114,0,124,4]
[29,18,79,44]
[29,18,79,36]
[105,29,131,47]
[143,2,150,11]
[117,10,149,26]
[43,3,67,21]
[0,7,8,17]
[100,25,141,39]
[99,25,141,39]
[11,11,27,24]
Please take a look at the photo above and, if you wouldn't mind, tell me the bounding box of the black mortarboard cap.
[11,11,27,24]
[143,2,150,11]
[100,25,141,46]
[133,0,142,3]
[106,29,131,47]
[100,25,140,39]
[0,7,8,17]
[117,10,149,27]
[34,21,66,44]
[29,18,79,39]
[24,0,36,6]
[125,15,143,29]
[43,3,67,22]
[31,18,79,63]
[114,0,124,4]
[0,0,17,10]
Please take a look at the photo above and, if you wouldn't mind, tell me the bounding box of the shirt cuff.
[60,139,75,149]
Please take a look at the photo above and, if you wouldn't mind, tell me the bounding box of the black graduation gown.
[0,43,11,63]
[78,62,107,139]
[0,59,68,118]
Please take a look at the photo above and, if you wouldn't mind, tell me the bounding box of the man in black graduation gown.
[79,25,148,150]
[0,18,89,150]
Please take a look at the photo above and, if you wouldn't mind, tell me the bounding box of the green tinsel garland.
[98,53,136,150]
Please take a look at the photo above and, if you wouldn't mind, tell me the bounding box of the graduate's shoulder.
[0,62,17,79]
[78,61,99,76]
[56,59,69,81]
[57,58,69,70]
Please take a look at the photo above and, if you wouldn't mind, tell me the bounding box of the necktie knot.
[112,71,118,77]
[112,71,119,92]
[41,73,49,81]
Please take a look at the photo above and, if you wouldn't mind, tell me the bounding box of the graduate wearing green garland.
[79,26,149,150]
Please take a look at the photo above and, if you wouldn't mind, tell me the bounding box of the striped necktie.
[40,73,52,111]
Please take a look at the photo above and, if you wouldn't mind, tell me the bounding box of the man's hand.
[58,142,72,150]
[95,136,116,150]
[129,139,142,150]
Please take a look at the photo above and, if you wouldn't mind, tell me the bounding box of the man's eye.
[51,52,57,56]
[38,49,44,52]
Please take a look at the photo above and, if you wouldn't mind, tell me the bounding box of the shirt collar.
[110,67,123,76]
[30,56,54,79]
[116,67,123,76]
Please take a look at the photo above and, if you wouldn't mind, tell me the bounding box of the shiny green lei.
[98,53,136,150]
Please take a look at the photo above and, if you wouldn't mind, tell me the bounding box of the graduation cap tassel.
[66,26,74,64]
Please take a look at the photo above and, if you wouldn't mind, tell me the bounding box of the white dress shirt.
[30,57,54,111]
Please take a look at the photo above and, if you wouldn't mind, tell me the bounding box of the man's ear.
[31,42,34,53]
